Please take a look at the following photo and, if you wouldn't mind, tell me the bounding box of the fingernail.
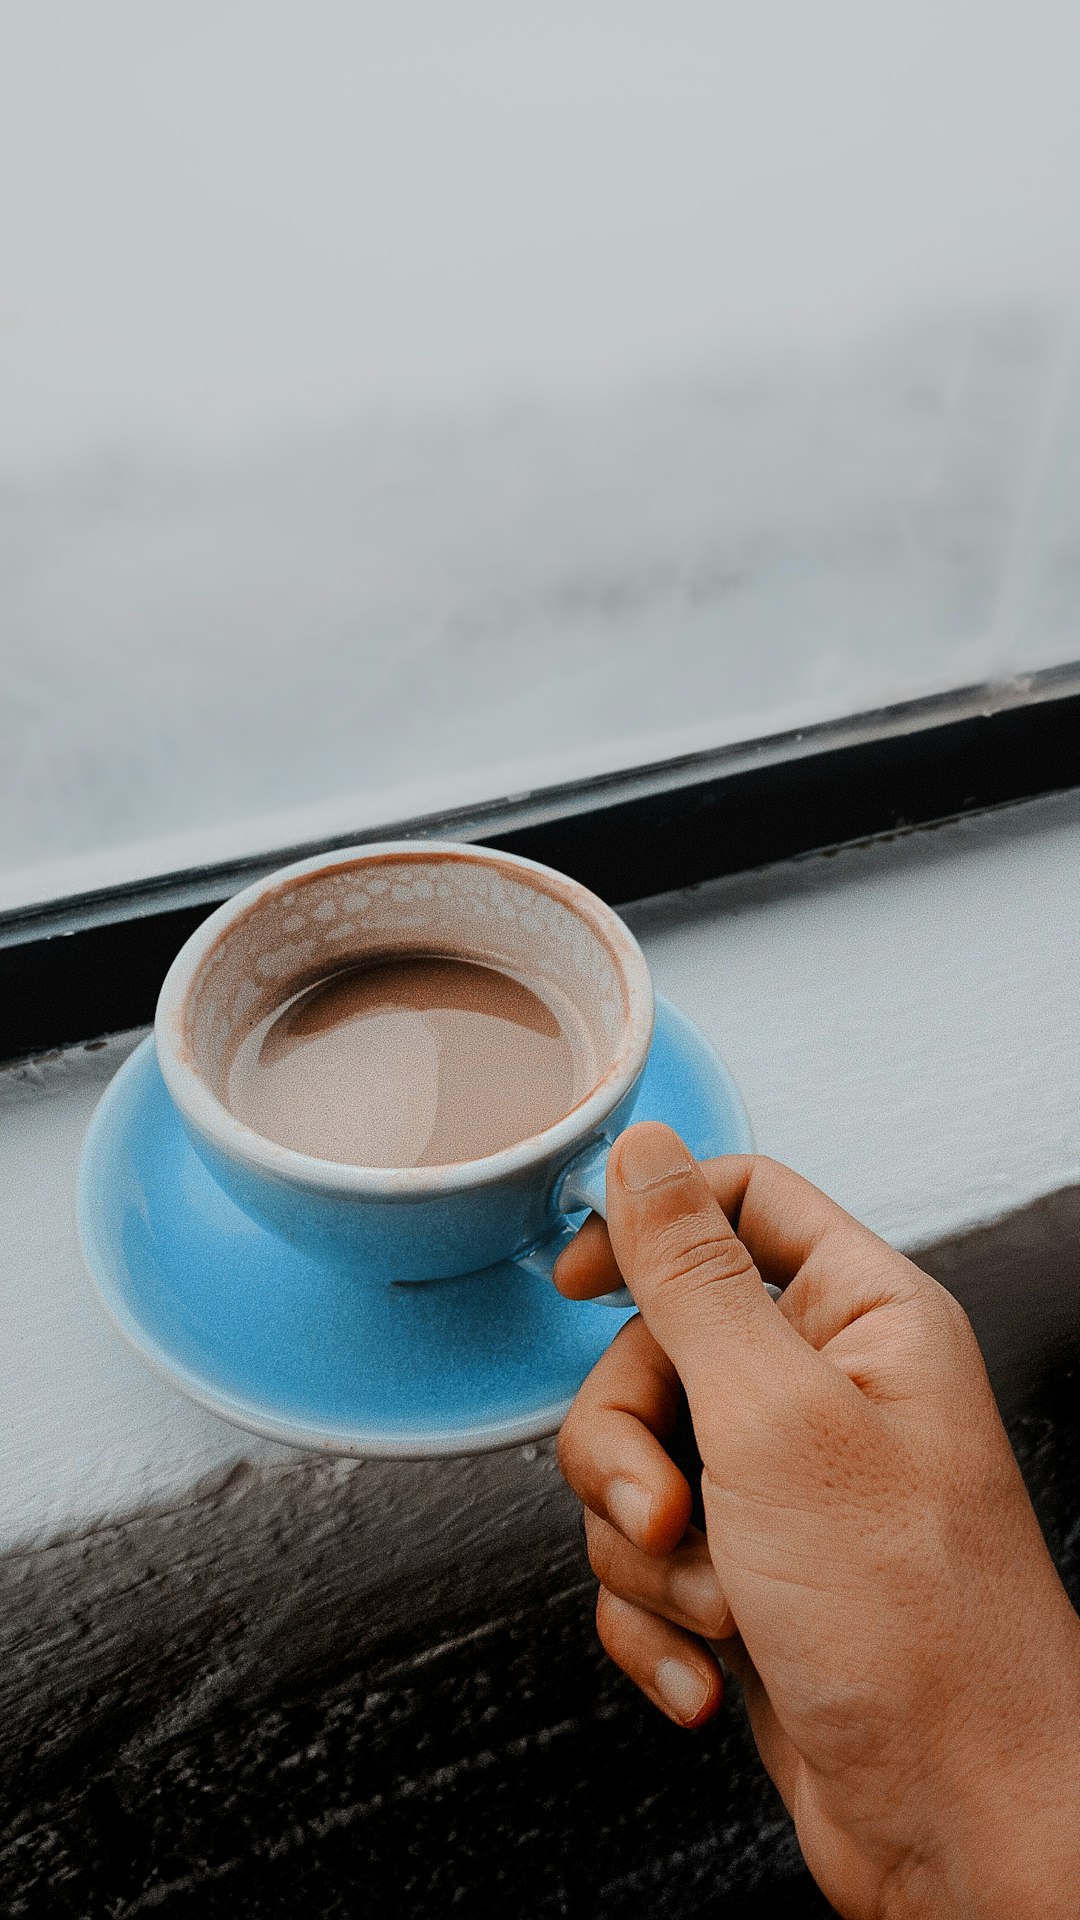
[618,1126,694,1193]
[655,1657,711,1724]
[607,1477,653,1543]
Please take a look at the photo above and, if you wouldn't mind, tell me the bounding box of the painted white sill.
[2,786,1079,1555]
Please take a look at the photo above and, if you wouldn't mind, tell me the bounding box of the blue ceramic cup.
[155,841,655,1286]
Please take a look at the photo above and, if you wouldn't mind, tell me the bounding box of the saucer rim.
[76,996,753,1457]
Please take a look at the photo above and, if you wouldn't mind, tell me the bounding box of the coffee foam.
[184,850,628,1110]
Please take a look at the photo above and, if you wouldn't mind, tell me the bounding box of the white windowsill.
[2,785,1079,1556]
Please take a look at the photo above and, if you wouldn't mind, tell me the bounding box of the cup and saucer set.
[77,843,753,1458]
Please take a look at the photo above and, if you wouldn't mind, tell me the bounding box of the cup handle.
[531,1133,782,1309]
[510,1136,630,1304]
[550,1136,633,1307]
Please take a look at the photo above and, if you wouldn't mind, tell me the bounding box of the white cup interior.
[183,847,632,1116]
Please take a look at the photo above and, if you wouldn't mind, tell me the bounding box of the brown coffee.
[225,953,600,1167]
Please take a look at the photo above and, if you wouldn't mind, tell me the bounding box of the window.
[3,2,1079,915]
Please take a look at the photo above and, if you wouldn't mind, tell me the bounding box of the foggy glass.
[2,1,1079,902]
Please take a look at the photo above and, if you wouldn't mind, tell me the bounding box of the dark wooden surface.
[3,1189,1078,1917]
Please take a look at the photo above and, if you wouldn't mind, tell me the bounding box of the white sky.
[3,0,1079,464]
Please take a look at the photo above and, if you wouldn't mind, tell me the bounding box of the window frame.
[3,662,1079,1064]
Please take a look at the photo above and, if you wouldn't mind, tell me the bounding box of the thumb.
[606,1123,817,1450]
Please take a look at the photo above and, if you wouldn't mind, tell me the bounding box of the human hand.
[555,1123,1080,1920]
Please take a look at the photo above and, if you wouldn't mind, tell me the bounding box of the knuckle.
[652,1220,757,1293]
[595,1584,619,1651]
[595,1587,639,1677]
[586,1517,620,1590]
[903,1267,980,1355]
[932,1286,990,1385]
[937,1283,977,1345]
[556,1407,587,1487]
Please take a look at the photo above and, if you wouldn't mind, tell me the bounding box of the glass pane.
[3,2,1079,906]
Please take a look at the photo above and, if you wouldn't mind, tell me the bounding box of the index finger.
[714,1155,873,1282]
[557,1312,695,1557]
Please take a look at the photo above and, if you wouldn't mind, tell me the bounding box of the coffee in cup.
[225,952,602,1167]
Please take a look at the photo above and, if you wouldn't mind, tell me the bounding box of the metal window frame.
[3,663,1079,1064]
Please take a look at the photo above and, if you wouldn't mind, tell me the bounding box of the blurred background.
[3,0,1079,903]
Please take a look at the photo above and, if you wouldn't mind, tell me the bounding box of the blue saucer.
[77,995,752,1457]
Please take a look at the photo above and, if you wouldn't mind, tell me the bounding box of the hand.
[555,1123,1080,1920]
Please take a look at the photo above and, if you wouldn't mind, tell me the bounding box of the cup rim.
[154,840,655,1198]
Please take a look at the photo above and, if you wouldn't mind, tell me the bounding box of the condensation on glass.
[2,2,1079,904]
